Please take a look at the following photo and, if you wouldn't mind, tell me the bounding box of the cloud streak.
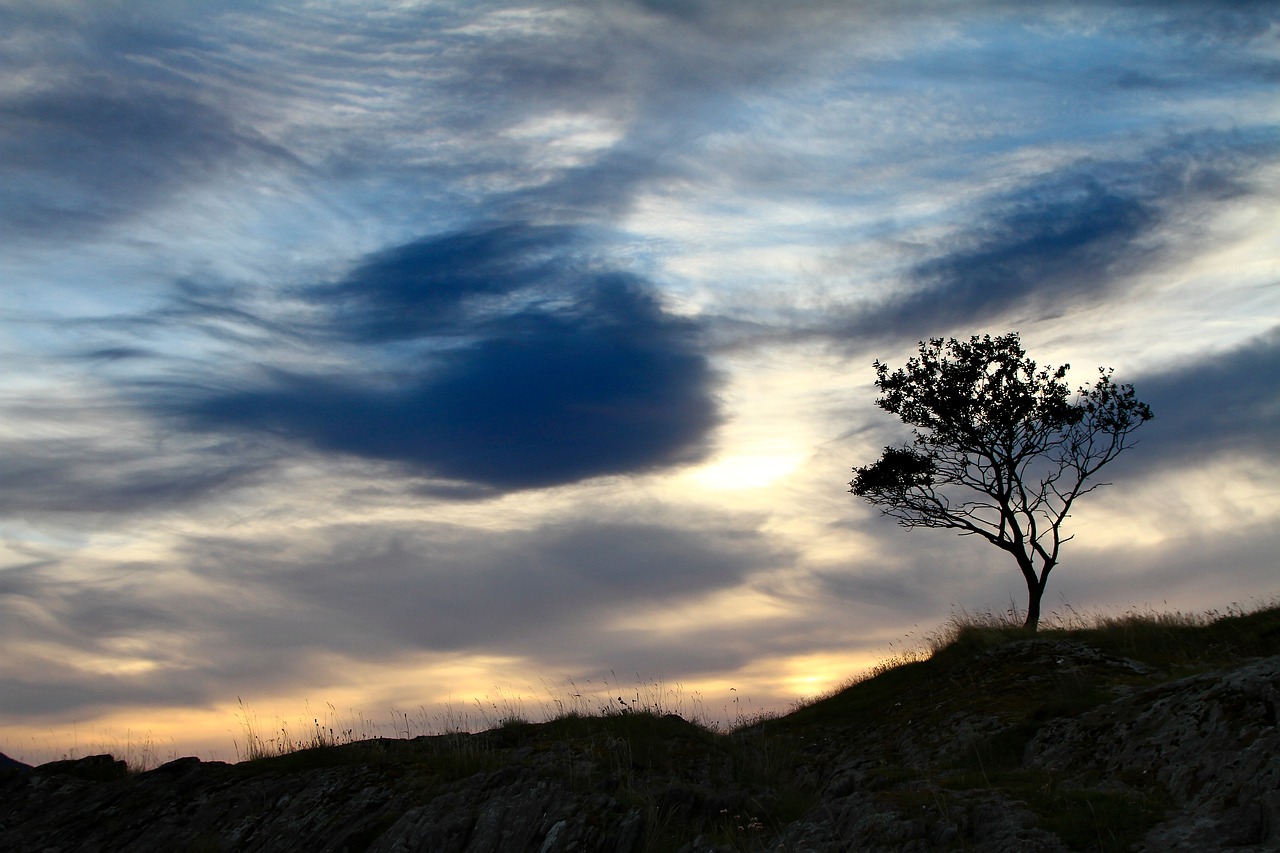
[826,132,1280,343]
[0,81,294,239]
[0,516,786,719]
[1130,326,1280,468]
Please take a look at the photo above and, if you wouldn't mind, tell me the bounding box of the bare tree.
[850,333,1153,631]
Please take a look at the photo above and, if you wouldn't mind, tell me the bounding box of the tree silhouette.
[850,333,1152,631]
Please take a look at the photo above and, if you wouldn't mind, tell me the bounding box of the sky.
[2,0,1278,764]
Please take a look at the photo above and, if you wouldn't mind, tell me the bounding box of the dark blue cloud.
[166,224,720,491]
[835,132,1279,342]
[1127,325,1280,468]
[901,176,1154,318]
[315,224,580,342]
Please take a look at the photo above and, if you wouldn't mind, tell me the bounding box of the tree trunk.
[1015,552,1044,633]
[1023,586,1041,633]
[1022,564,1052,633]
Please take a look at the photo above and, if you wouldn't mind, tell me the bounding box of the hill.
[3,604,1278,852]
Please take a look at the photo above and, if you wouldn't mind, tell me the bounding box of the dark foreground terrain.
[3,606,1278,852]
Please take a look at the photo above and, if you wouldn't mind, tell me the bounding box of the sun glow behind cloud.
[686,450,805,491]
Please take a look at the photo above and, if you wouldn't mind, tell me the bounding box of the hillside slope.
[3,606,1277,852]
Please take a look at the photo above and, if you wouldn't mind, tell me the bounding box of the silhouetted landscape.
[4,603,1277,852]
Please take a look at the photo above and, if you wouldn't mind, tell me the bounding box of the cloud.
[7,0,1273,249]
[834,132,1279,343]
[0,556,225,716]
[0,1,307,243]
[331,1,892,224]
[0,435,271,518]
[315,224,582,342]
[157,223,720,491]
[1126,325,1280,469]
[0,86,293,239]
[227,519,773,655]
[0,516,786,718]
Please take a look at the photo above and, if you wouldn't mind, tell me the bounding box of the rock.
[1026,655,1280,851]
[0,753,33,779]
[32,753,129,782]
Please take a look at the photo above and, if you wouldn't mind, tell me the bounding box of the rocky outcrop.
[1026,655,1280,851]
[2,644,1277,852]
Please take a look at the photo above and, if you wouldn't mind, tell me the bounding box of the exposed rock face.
[2,645,1277,852]
[1026,655,1280,851]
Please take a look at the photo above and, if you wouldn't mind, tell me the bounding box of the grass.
[230,671,731,763]
[794,595,1280,712]
[781,597,1280,750]
[13,727,177,775]
[921,596,1280,670]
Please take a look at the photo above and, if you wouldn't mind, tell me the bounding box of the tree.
[849,333,1152,632]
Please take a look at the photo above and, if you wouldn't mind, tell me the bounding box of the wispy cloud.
[0,515,786,719]
[0,436,268,517]
[819,132,1280,344]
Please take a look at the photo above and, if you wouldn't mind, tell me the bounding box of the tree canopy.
[850,333,1153,631]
